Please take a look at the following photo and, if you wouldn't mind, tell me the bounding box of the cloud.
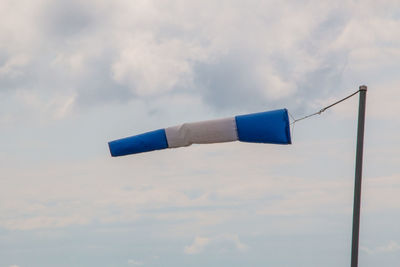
[128,259,145,266]
[1,135,390,231]
[39,0,94,38]
[184,234,248,254]
[1,0,399,123]
[1,215,91,231]
[361,241,400,254]
[184,236,210,254]
[111,34,206,97]
[0,142,297,230]
[13,90,76,120]
[377,241,400,253]
[0,54,30,78]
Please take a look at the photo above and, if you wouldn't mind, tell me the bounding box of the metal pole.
[351,85,367,267]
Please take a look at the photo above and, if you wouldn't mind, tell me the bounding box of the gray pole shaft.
[351,85,367,267]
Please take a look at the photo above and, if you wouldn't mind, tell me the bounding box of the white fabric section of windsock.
[165,117,238,148]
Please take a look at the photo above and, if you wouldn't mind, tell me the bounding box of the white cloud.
[1,215,91,231]
[14,90,76,121]
[219,234,249,252]
[378,241,400,253]
[184,234,248,255]
[0,54,30,78]
[111,34,207,96]
[0,0,398,122]
[0,0,393,112]
[362,175,400,212]
[361,241,400,254]
[184,236,210,254]
[0,136,390,231]
[128,259,144,266]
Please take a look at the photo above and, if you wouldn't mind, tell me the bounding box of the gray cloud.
[40,1,94,38]
[1,0,399,119]
[193,54,267,112]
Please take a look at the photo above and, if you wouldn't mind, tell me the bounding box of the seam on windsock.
[232,117,239,141]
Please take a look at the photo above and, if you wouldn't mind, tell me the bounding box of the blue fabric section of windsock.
[235,108,291,145]
[108,129,168,157]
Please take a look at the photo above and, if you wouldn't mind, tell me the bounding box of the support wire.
[291,89,361,125]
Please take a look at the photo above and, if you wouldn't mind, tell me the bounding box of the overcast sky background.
[1,0,400,266]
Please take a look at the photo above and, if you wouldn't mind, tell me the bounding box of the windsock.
[108,108,291,157]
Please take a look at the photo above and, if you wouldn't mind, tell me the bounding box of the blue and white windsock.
[108,108,291,157]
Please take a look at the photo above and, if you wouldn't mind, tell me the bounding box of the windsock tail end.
[108,129,168,157]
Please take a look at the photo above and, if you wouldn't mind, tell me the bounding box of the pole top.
[359,85,367,91]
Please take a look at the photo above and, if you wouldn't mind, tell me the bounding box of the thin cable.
[287,111,296,123]
[287,111,296,142]
[290,89,360,125]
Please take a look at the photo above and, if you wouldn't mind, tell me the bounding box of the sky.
[1,0,400,266]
